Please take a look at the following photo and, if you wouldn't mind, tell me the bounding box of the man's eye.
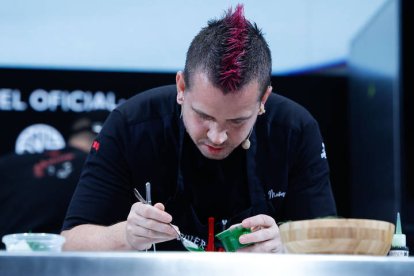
[198,113,212,120]
[231,119,245,125]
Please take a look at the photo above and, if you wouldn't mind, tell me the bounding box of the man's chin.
[202,153,227,160]
[198,146,230,160]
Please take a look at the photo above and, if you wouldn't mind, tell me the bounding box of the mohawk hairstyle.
[219,5,248,92]
[184,4,271,97]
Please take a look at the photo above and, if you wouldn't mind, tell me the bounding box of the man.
[61,5,336,252]
[0,111,108,248]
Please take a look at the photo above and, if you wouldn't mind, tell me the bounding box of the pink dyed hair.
[219,4,248,92]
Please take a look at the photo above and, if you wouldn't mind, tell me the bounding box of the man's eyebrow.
[228,115,252,121]
[192,106,214,119]
[192,106,252,121]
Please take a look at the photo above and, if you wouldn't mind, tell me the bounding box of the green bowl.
[215,225,252,252]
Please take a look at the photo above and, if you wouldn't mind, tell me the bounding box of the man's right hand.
[126,202,179,250]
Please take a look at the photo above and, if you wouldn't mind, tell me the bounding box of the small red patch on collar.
[92,140,100,151]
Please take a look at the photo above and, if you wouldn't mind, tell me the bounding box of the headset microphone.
[241,128,253,150]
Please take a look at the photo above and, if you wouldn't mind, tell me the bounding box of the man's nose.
[207,124,228,145]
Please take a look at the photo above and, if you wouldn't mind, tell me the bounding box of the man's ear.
[176,71,186,104]
[260,85,273,104]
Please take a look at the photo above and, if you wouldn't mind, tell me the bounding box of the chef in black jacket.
[61,5,336,252]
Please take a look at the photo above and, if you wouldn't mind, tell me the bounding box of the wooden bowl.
[279,218,395,255]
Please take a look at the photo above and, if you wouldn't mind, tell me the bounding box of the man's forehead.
[188,72,261,96]
[191,104,253,120]
[187,79,260,120]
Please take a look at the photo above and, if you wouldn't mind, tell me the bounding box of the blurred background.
[1,0,412,250]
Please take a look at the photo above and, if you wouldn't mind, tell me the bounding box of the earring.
[258,103,266,115]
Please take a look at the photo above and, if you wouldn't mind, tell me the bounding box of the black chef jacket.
[62,85,337,250]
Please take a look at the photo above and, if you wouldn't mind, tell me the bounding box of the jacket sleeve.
[62,110,133,230]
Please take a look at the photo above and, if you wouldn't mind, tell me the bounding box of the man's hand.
[125,202,179,250]
[236,214,284,253]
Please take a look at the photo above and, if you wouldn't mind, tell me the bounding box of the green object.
[186,245,205,252]
[182,239,205,252]
[27,241,48,251]
[396,212,402,235]
[216,225,252,252]
[392,212,406,247]
[389,212,410,257]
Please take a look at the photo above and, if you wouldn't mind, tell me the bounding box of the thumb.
[154,202,165,211]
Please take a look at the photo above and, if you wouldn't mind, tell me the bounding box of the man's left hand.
[236,214,284,253]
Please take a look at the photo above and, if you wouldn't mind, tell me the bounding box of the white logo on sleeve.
[321,143,327,159]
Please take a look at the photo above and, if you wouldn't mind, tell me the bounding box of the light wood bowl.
[279,218,395,255]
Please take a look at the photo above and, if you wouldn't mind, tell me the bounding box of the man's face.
[178,72,262,160]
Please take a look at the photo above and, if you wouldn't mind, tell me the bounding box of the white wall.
[0,0,388,74]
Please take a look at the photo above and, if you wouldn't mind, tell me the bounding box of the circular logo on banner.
[15,124,66,154]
